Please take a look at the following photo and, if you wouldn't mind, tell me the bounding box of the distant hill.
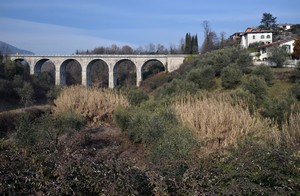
[0,41,34,55]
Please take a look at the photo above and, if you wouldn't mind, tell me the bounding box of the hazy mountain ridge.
[0,41,34,55]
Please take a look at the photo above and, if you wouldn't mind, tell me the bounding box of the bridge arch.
[60,59,82,86]
[141,59,165,80]
[12,58,31,80]
[113,59,136,87]
[34,59,56,86]
[86,59,109,88]
[34,59,55,75]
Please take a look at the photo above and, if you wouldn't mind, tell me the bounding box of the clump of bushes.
[13,111,85,147]
[154,79,198,99]
[53,86,128,125]
[242,75,268,105]
[252,65,274,85]
[261,93,296,125]
[124,87,149,106]
[290,82,300,100]
[114,100,199,176]
[186,66,216,89]
[46,86,63,104]
[221,65,242,89]
[196,47,252,75]
[178,144,300,195]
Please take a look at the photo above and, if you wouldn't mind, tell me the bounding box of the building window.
[261,35,265,39]
[266,35,271,39]
[253,35,255,39]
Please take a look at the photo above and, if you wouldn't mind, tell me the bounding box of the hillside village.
[230,22,300,65]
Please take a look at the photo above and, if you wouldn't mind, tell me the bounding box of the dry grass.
[173,93,280,150]
[282,111,300,147]
[53,86,128,125]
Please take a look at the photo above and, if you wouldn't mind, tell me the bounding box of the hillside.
[0,41,34,55]
[0,47,299,195]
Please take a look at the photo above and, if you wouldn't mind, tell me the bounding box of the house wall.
[258,39,295,61]
[280,40,295,54]
[241,32,272,48]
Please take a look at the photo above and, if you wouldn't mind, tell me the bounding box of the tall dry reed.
[53,86,128,125]
[173,93,280,150]
[282,111,300,147]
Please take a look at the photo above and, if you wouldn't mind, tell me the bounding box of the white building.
[277,24,294,31]
[240,28,273,48]
[257,37,295,61]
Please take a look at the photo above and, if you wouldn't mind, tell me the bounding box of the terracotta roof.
[244,28,273,34]
[257,37,295,49]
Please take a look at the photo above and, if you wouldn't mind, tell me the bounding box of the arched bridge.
[9,54,186,88]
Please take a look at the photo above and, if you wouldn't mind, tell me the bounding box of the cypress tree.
[192,34,199,54]
[185,33,192,54]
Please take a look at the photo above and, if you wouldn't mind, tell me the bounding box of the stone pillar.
[109,71,115,88]
[55,70,61,85]
[29,61,35,75]
[82,70,87,86]
[136,70,142,87]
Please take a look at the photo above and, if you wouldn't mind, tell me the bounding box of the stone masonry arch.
[141,59,165,80]
[86,59,109,87]
[60,59,82,86]
[113,59,137,87]
[34,58,56,76]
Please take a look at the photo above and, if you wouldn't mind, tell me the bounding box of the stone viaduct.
[9,54,186,88]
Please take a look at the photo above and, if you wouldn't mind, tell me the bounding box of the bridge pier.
[82,70,87,86]
[55,70,60,85]
[136,70,142,87]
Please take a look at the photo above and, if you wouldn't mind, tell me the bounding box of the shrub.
[221,66,242,89]
[3,60,23,80]
[290,82,300,100]
[180,144,300,195]
[155,79,198,99]
[294,62,300,82]
[187,66,216,89]
[242,75,268,105]
[55,110,85,134]
[113,106,132,131]
[14,114,38,146]
[268,46,288,67]
[13,110,85,147]
[150,125,197,163]
[125,87,148,105]
[113,100,199,174]
[12,75,24,88]
[15,82,34,108]
[261,93,296,125]
[196,47,252,74]
[46,86,62,104]
[252,65,274,85]
[0,79,15,98]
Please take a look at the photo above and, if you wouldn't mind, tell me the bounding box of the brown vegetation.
[173,93,280,150]
[53,86,128,125]
[282,108,300,147]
